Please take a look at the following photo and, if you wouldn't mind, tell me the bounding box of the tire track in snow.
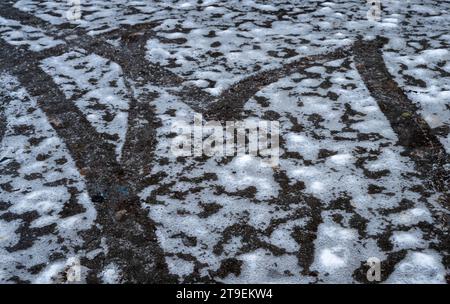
[354,37,449,196]
[0,41,175,283]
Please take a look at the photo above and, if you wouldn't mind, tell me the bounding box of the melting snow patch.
[386,251,446,284]
[100,263,122,284]
[391,229,427,251]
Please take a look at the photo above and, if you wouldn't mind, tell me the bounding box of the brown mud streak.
[77,34,183,87]
[0,3,202,182]
[120,92,159,187]
[353,37,449,196]
[204,47,352,121]
[0,2,183,87]
[0,41,175,283]
[353,37,450,282]
[0,3,178,282]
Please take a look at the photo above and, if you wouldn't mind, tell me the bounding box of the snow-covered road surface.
[0,0,448,283]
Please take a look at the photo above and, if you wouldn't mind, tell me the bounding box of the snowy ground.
[0,0,448,283]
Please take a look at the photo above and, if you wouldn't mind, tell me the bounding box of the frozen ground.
[0,0,448,283]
